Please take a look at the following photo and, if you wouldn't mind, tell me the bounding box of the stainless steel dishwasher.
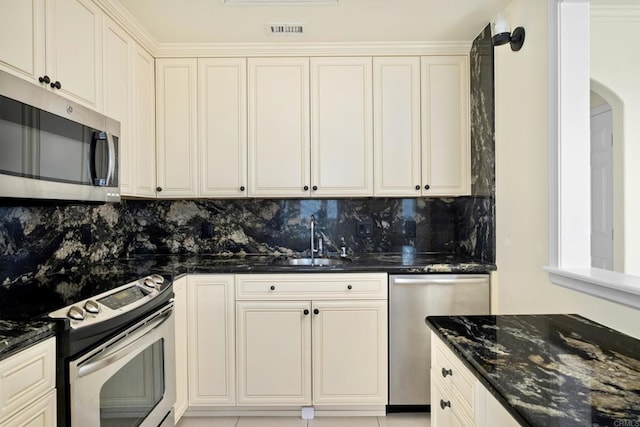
[388,274,490,409]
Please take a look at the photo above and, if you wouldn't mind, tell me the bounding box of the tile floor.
[177,413,430,427]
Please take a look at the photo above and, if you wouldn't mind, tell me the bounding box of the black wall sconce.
[491,12,525,51]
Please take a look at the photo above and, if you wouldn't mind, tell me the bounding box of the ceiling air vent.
[266,23,306,36]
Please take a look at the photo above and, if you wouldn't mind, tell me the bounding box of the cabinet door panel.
[421,56,470,196]
[248,58,310,197]
[236,301,312,405]
[199,58,247,197]
[156,59,198,197]
[45,0,102,109]
[133,47,157,197]
[0,0,45,82]
[311,57,373,197]
[312,300,387,405]
[187,275,236,406]
[373,57,422,197]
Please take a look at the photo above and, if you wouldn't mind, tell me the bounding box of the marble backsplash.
[0,26,495,285]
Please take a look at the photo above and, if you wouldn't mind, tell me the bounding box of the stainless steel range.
[49,274,176,427]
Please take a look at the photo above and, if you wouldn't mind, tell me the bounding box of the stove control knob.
[150,274,164,285]
[68,306,85,321]
[143,277,159,289]
[84,300,101,314]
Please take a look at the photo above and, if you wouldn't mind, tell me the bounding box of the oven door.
[69,304,176,427]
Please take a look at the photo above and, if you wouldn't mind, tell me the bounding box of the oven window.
[99,339,165,427]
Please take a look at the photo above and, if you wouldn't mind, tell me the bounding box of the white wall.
[494,0,640,339]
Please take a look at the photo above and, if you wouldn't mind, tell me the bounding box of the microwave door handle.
[105,132,116,186]
[77,307,172,378]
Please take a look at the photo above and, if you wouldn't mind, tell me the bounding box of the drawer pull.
[440,399,451,410]
[442,367,453,378]
[347,284,353,290]
[270,285,276,291]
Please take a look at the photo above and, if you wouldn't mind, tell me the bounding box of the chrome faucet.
[310,215,316,262]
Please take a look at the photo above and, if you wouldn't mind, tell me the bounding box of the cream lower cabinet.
[431,332,519,427]
[236,273,388,407]
[173,276,188,423]
[0,338,56,427]
[187,275,236,407]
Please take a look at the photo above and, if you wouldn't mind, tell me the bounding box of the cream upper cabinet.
[373,57,422,197]
[311,300,387,405]
[248,57,311,197]
[0,0,45,82]
[156,59,198,197]
[103,17,133,195]
[131,46,157,197]
[45,0,103,110]
[310,57,373,197]
[421,56,470,196]
[187,275,236,407]
[236,301,312,406]
[198,58,248,198]
[173,276,188,423]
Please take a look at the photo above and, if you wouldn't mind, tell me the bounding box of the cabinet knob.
[424,184,430,190]
[440,399,451,410]
[347,284,352,290]
[39,75,51,84]
[240,186,245,192]
[442,367,452,378]
[415,185,420,190]
[156,187,163,192]
[303,186,309,191]
[50,81,62,90]
[270,285,276,291]
[303,309,310,315]
[313,308,319,315]
[312,185,318,191]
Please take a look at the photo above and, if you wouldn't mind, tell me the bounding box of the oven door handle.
[77,307,172,378]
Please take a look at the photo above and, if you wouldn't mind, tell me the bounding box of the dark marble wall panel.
[0,26,496,285]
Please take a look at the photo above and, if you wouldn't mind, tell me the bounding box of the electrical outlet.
[404,220,416,238]
[80,224,92,245]
[355,219,374,238]
[201,222,214,239]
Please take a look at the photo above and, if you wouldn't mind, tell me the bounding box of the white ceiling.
[115,0,512,44]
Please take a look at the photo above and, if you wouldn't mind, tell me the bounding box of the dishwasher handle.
[392,277,488,285]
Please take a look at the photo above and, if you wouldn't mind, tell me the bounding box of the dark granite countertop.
[0,252,494,361]
[426,314,640,427]
[0,320,56,360]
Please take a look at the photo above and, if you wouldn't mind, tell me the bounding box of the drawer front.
[0,338,56,421]
[0,389,56,427]
[431,334,476,416]
[236,273,387,300]
[431,373,472,427]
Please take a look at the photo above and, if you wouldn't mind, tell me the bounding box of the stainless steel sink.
[272,257,350,267]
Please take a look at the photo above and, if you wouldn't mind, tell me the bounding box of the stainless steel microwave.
[0,70,120,203]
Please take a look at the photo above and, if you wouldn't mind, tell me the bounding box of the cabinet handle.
[442,367,452,378]
[240,186,245,191]
[424,184,430,190]
[50,81,62,90]
[347,284,352,290]
[313,308,319,315]
[415,185,420,190]
[440,399,451,410]
[39,75,51,84]
[303,309,310,315]
[270,285,276,291]
[303,186,309,191]
[312,185,318,191]
[156,187,163,192]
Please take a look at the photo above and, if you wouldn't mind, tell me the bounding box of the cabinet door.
[373,57,422,197]
[0,390,56,427]
[103,17,133,195]
[421,56,470,196]
[198,58,248,197]
[312,300,387,405]
[187,275,236,406]
[132,46,157,197]
[45,0,102,110]
[156,59,198,197]
[0,0,45,82]
[248,58,310,197]
[236,301,312,405]
[431,377,465,427]
[173,277,188,422]
[311,57,373,197]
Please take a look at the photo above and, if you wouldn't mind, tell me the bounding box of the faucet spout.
[310,215,316,262]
